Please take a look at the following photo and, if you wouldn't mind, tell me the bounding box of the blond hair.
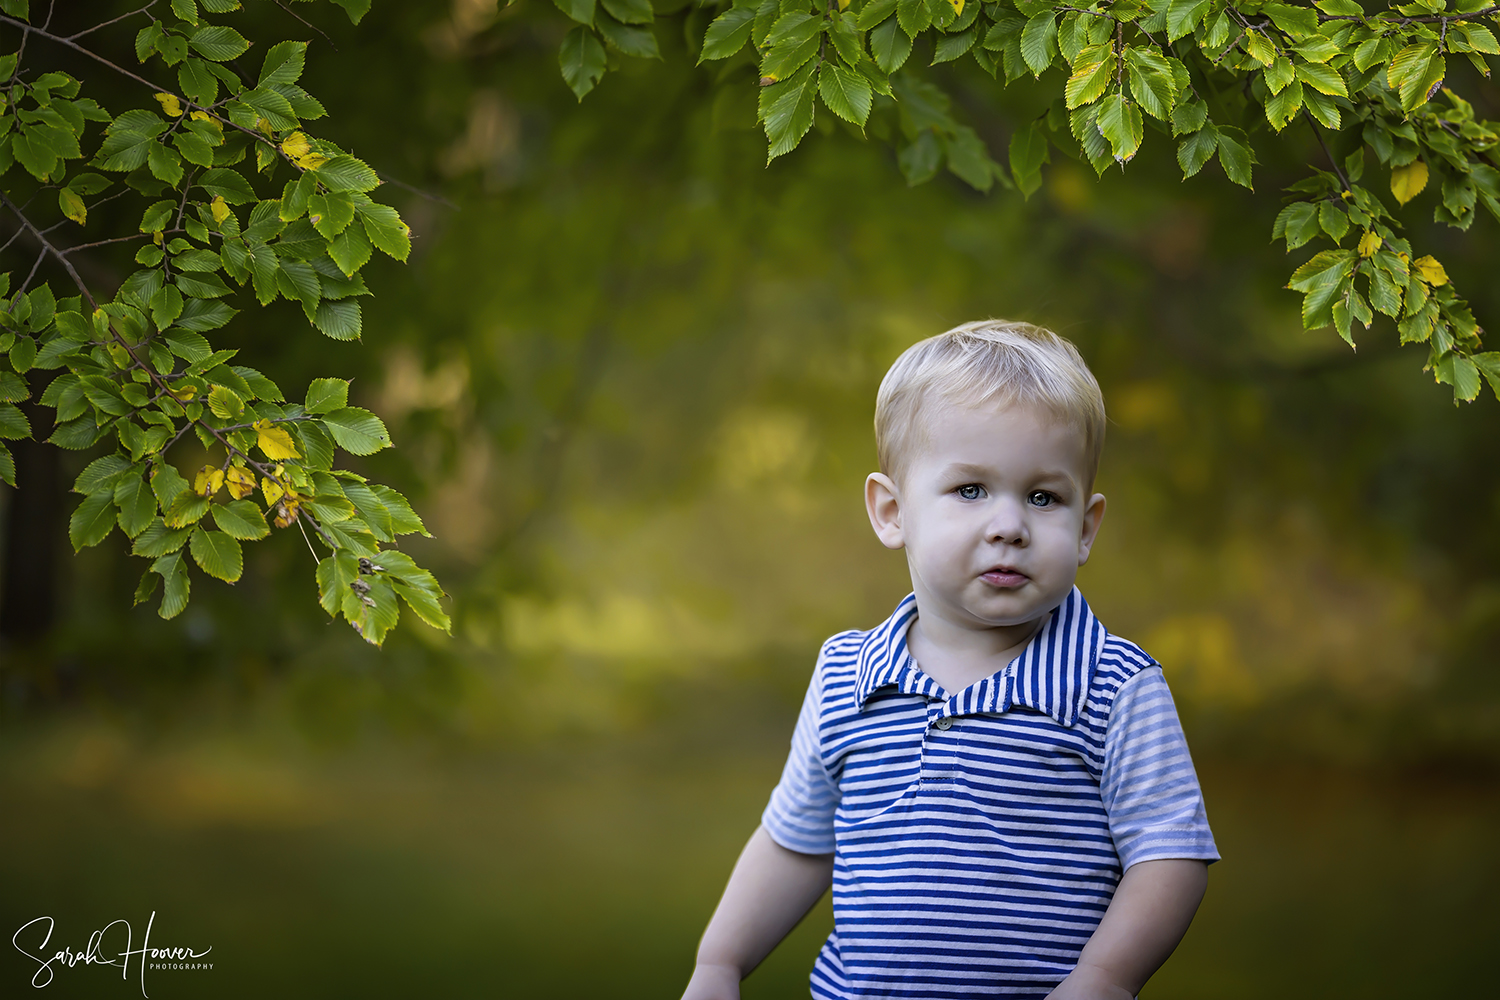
[874,320,1106,485]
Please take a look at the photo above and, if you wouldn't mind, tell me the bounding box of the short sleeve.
[761,657,840,855]
[1101,666,1220,869]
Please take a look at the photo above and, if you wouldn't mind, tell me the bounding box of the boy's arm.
[1046,858,1209,1000]
[681,825,835,1000]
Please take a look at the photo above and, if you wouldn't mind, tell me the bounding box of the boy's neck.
[906,600,1049,698]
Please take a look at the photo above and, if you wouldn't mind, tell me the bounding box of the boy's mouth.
[980,566,1028,588]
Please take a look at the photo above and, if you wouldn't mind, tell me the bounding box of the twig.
[274,0,336,50]
[19,245,47,294]
[1303,108,1349,191]
[1,189,98,308]
[375,171,457,209]
[60,233,150,254]
[67,3,156,42]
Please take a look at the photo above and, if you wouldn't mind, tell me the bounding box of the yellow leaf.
[194,465,225,497]
[256,117,273,133]
[1390,160,1429,206]
[154,92,183,117]
[226,465,257,500]
[254,419,301,460]
[210,196,230,224]
[262,475,286,508]
[948,0,963,12]
[280,131,311,159]
[59,188,86,225]
[153,230,164,245]
[191,110,212,122]
[296,152,329,171]
[1357,230,1383,257]
[171,383,198,401]
[1413,255,1449,286]
[273,495,302,529]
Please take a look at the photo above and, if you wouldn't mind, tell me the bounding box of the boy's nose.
[983,501,1028,546]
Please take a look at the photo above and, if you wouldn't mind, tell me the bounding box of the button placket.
[920,701,959,789]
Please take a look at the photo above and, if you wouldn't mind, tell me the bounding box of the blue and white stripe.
[763,588,1218,999]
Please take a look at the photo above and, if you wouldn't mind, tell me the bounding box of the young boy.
[681,321,1218,1000]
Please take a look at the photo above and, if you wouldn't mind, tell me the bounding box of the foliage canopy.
[557,0,1500,403]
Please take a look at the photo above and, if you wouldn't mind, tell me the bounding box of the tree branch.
[0,189,98,308]
[66,3,157,42]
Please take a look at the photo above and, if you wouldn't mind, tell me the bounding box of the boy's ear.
[1077,492,1107,566]
[865,473,905,551]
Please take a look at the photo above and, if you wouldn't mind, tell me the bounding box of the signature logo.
[12,912,212,997]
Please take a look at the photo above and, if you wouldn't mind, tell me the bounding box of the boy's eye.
[1028,491,1055,507]
[957,484,985,501]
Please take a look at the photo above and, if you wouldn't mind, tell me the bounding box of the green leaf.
[197,167,257,204]
[259,40,306,87]
[932,24,979,65]
[1319,200,1350,242]
[0,402,31,439]
[1126,48,1177,120]
[1165,0,1210,41]
[328,223,373,276]
[1020,13,1057,78]
[595,10,660,58]
[314,299,362,341]
[147,140,184,186]
[178,57,219,107]
[1095,94,1144,163]
[305,377,350,414]
[211,499,269,540]
[700,6,756,62]
[1215,126,1254,189]
[370,484,430,537]
[132,518,194,557]
[870,18,913,74]
[151,552,191,619]
[1171,99,1207,136]
[314,155,381,193]
[358,203,411,261]
[164,489,211,528]
[857,0,896,31]
[322,406,392,455]
[1264,78,1304,132]
[1436,353,1481,402]
[560,27,607,99]
[818,62,872,126]
[189,525,242,582]
[151,461,191,509]
[189,25,251,61]
[554,0,596,24]
[600,0,652,25]
[1177,124,1218,178]
[1295,61,1348,98]
[0,371,29,403]
[760,62,818,162]
[308,190,356,240]
[1288,249,1357,329]
[69,490,117,551]
[1273,201,1321,250]
[114,470,158,538]
[1064,45,1114,109]
[1009,120,1048,198]
[1388,42,1443,112]
[896,0,930,37]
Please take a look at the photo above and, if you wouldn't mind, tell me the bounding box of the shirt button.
[933,717,953,730]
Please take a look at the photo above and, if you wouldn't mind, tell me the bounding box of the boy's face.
[865,398,1106,634]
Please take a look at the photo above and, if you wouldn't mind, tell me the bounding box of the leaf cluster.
[0,0,446,646]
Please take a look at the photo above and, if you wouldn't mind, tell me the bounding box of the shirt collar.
[853,587,1108,728]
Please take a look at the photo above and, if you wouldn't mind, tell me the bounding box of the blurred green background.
[3,1,1500,997]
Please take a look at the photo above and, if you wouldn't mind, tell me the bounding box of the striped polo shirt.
[762,587,1219,999]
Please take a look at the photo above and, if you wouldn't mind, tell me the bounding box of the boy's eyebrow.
[939,461,1081,485]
